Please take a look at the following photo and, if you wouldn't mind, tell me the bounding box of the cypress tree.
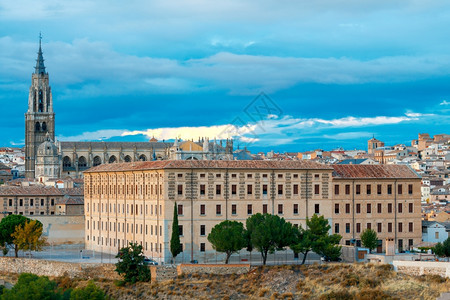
[170,202,182,262]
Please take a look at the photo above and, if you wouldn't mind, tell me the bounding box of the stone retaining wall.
[177,264,251,276]
[0,257,120,280]
[393,260,450,278]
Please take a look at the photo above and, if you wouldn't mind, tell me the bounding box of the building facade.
[84,161,422,263]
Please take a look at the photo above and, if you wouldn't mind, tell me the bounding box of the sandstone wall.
[0,257,120,280]
[177,264,250,276]
[393,260,450,278]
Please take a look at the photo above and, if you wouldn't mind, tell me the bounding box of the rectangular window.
[293,184,299,195]
[314,204,319,214]
[387,184,392,195]
[399,222,403,232]
[377,223,382,233]
[19,199,23,206]
[216,185,221,195]
[216,174,221,178]
[232,204,237,215]
[278,204,283,214]
[177,185,183,195]
[263,185,268,195]
[200,243,205,252]
[334,185,339,195]
[278,185,283,195]
[200,225,206,236]
[200,204,205,216]
[356,203,361,214]
[377,184,382,195]
[247,204,252,215]
[367,223,372,230]
[356,185,361,195]
[216,204,222,215]
[345,203,350,214]
[398,203,403,213]
[356,223,361,233]
[30,199,34,206]
[367,203,372,214]
[408,222,413,232]
[263,204,268,214]
[178,204,183,215]
[408,203,413,213]
[345,185,350,195]
[366,185,371,195]
[41,199,44,206]
[232,185,237,195]
[388,203,392,213]
[388,223,392,233]
[345,223,350,233]
[377,203,382,214]
[398,184,403,195]
[247,174,252,178]
[335,204,339,214]
[334,223,339,233]
[314,184,320,195]
[178,225,183,236]
[200,185,206,195]
[247,185,253,195]
[8,199,12,206]
[293,204,298,214]
[408,184,413,195]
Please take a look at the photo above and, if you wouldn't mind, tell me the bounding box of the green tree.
[115,242,151,283]
[170,202,182,262]
[246,213,294,265]
[12,219,47,255]
[360,228,378,253]
[70,281,105,300]
[434,237,450,261]
[0,215,36,257]
[291,215,342,264]
[207,220,246,264]
[0,273,62,300]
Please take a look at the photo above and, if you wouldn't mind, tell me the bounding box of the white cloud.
[440,100,449,105]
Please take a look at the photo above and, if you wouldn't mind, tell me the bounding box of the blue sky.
[0,0,449,152]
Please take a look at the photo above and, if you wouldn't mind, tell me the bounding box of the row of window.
[334,202,414,214]
[87,236,163,253]
[89,202,162,216]
[88,220,163,236]
[6,198,54,207]
[335,222,414,234]
[177,184,321,196]
[334,184,413,195]
[179,203,320,216]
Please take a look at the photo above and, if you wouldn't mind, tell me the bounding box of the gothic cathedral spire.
[25,34,56,178]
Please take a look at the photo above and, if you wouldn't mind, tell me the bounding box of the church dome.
[37,133,58,156]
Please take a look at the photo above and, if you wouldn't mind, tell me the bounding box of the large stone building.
[24,41,233,181]
[84,160,421,263]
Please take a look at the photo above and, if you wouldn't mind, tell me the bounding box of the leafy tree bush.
[115,242,151,283]
[246,213,294,265]
[70,281,105,300]
[170,202,182,262]
[0,273,61,300]
[12,219,47,255]
[360,229,378,253]
[0,215,41,257]
[207,220,246,264]
[434,237,450,260]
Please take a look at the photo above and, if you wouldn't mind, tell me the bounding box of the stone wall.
[177,264,251,276]
[30,215,84,245]
[0,257,120,280]
[393,261,450,278]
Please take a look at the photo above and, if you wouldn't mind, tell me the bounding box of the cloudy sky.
[1,0,449,152]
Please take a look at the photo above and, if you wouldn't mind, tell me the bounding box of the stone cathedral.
[25,40,234,181]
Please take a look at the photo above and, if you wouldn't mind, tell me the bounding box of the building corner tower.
[25,36,55,178]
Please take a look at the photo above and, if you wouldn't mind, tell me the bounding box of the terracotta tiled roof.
[332,165,420,179]
[0,186,84,196]
[55,196,84,205]
[84,160,332,173]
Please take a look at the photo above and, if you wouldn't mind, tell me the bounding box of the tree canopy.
[115,242,151,283]
[360,228,378,253]
[12,219,47,254]
[0,215,43,257]
[170,202,182,261]
[207,220,246,264]
[246,213,294,265]
[433,237,450,259]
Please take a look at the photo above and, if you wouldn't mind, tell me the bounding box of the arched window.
[139,154,147,161]
[93,156,102,167]
[42,122,47,131]
[109,155,117,163]
[38,90,44,112]
[63,156,72,168]
[186,156,199,160]
[124,155,132,162]
[78,156,87,168]
[35,122,40,131]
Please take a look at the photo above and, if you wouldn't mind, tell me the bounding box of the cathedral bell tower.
[25,35,55,178]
